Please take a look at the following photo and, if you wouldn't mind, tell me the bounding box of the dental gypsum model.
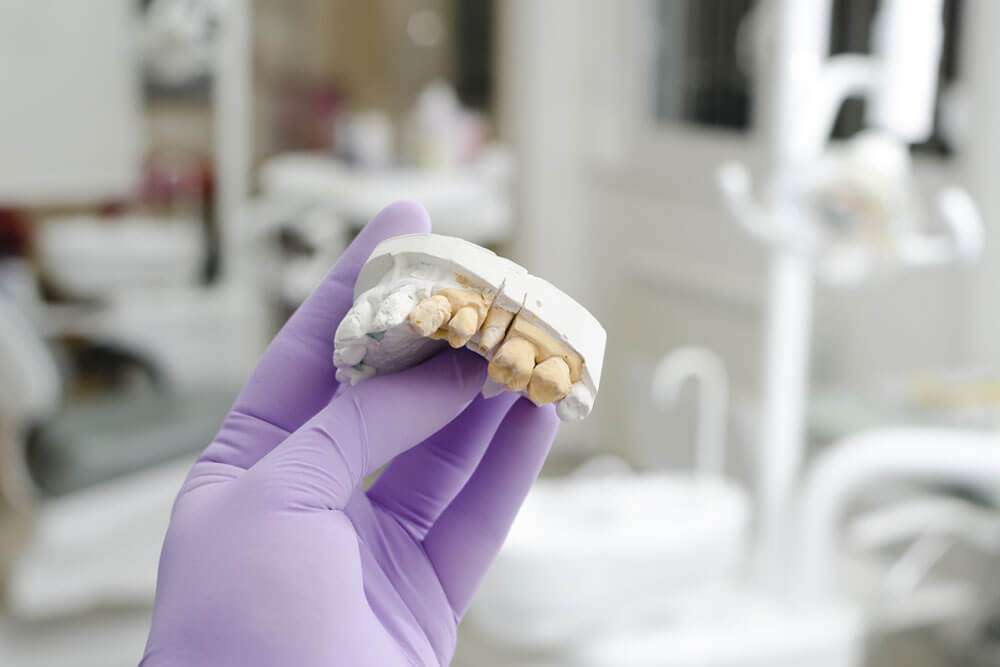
[333,233,606,420]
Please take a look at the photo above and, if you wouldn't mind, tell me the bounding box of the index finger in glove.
[203,201,431,470]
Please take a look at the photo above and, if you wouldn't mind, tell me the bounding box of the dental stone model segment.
[333,233,605,420]
[492,275,600,420]
[333,233,522,385]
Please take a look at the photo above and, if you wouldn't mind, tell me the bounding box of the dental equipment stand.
[796,429,1000,599]
[718,0,982,587]
[796,428,1000,628]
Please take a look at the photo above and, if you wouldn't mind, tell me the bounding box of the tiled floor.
[0,607,152,667]
[0,608,967,667]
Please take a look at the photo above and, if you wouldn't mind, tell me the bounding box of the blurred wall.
[146,1,462,167]
[253,0,459,160]
[0,0,142,205]
[498,0,1000,468]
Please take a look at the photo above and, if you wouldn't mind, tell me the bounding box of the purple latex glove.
[140,201,560,667]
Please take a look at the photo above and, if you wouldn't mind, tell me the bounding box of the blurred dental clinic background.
[4,0,1000,665]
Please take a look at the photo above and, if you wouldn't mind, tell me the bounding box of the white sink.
[471,471,749,650]
[571,590,861,667]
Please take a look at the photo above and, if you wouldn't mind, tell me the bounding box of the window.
[653,0,755,130]
[828,0,963,155]
[651,0,964,153]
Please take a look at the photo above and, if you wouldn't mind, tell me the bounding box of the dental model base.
[333,233,606,420]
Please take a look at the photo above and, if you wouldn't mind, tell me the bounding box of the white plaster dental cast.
[333,233,606,420]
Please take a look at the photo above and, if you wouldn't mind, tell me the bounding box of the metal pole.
[213,0,251,282]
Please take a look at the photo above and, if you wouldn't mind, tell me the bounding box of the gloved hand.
[140,201,560,667]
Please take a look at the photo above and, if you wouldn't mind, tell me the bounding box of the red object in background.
[139,149,218,280]
[0,208,31,257]
[0,152,215,260]
[94,150,215,220]
[96,200,131,217]
[274,79,346,151]
[95,150,218,281]
[140,149,215,219]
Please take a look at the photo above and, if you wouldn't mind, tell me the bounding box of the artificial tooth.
[447,306,480,348]
[479,307,515,353]
[527,357,571,404]
[408,295,452,337]
[488,338,537,392]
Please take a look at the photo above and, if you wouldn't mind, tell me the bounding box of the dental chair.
[0,290,63,588]
[0,290,231,620]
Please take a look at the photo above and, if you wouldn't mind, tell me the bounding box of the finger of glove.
[203,201,431,470]
[366,392,520,538]
[422,399,559,616]
[247,348,487,509]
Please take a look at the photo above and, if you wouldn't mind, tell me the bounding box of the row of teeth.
[334,270,596,420]
[406,292,574,406]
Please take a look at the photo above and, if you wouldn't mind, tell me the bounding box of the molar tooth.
[527,357,571,404]
[447,306,479,348]
[488,338,536,392]
[408,295,452,337]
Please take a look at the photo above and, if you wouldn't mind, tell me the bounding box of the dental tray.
[333,233,606,420]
